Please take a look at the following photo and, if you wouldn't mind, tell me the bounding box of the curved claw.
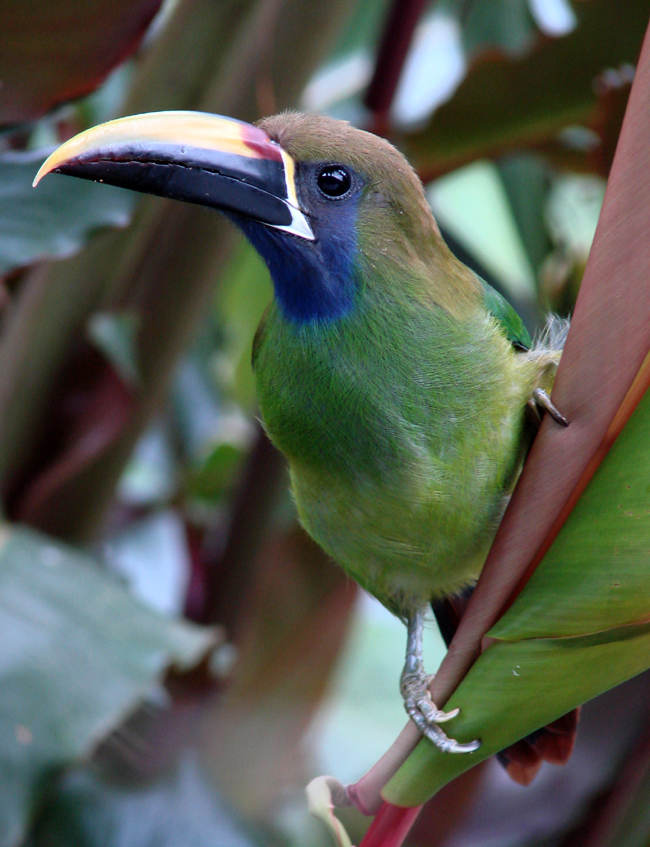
[432,706,460,722]
[436,734,482,755]
[531,388,569,427]
[405,699,481,753]
[401,670,479,753]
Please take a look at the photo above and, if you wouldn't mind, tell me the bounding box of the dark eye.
[317,165,352,198]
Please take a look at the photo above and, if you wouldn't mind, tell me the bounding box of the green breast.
[254,305,404,480]
[252,293,532,613]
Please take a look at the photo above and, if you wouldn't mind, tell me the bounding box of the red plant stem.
[359,803,423,847]
[364,0,427,127]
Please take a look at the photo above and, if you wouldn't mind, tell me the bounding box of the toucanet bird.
[35,110,568,757]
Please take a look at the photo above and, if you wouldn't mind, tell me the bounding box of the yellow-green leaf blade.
[490,368,650,643]
[384,622,650,807]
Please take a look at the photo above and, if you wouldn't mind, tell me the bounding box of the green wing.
[479,277,531,351]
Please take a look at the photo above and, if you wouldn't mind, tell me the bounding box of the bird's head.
[35,110,476,324]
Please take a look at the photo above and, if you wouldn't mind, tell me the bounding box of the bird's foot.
[401,667,459,722]
[401,608,481,754]
[400,668,481,753]
[529,388,569,427]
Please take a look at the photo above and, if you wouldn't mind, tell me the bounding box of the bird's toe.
[400,671,480,753]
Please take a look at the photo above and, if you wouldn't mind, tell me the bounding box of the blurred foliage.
[1,1,650,847]
[30,756,259,847]
[401,0,646,176]
[0,0,162,125]
[0,154,135,278]
[0,527,214,846]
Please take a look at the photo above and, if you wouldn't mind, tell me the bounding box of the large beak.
[34,111,314,240]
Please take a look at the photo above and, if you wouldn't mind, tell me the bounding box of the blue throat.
[235,210,358,324]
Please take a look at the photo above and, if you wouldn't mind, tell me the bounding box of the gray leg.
[400,608,481,754]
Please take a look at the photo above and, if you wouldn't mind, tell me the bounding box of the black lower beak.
[34,111,313,240]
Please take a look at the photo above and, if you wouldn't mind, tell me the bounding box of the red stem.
[359,803,423,847]
[364,0,427,128]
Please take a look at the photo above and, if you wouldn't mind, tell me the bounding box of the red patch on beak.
[242,124,283,162]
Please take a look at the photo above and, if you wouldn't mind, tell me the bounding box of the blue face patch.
[233,164,361,324]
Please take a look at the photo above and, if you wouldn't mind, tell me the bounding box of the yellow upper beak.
[34,111,313,240]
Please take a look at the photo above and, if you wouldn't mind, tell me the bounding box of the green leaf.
[498,153,553,278]
[490,380,650,641]
[186,443,246,503]
[86,312,141,387]
[427,161,537,299]
[30,756,256,847]
[0,149,135,278]
[0,0,163,125]
[461,0,537,59]
[0,526,214,847]
[384,622,650,806]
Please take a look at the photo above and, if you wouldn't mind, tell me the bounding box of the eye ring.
[316,165,353,199]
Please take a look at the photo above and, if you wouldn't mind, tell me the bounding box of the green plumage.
[480,278,532,350]
[252,113,560,619]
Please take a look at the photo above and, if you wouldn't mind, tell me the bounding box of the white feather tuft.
[532,314,570,356]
